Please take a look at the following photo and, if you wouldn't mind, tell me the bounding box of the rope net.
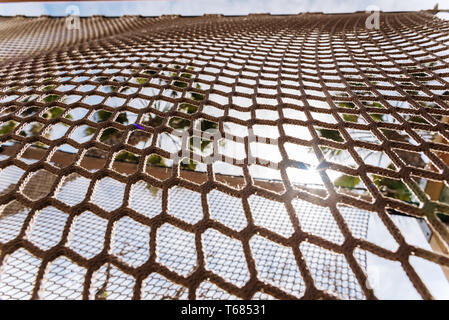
[0,11,448,300]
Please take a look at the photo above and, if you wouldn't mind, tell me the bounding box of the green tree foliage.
[115,151,138,163]
[43,94,60,103]
[147,154,166,167]
[371,174,412,201]
[0,121,17,135]
[180,159,198,171]
[334,175,360,188]
[317,128,344,143]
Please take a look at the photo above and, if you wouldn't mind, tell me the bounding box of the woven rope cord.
[0,11,449,300]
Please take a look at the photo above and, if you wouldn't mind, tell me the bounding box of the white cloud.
[437,12,449,20]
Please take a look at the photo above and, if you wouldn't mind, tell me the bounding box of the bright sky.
[0,0,447,16]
